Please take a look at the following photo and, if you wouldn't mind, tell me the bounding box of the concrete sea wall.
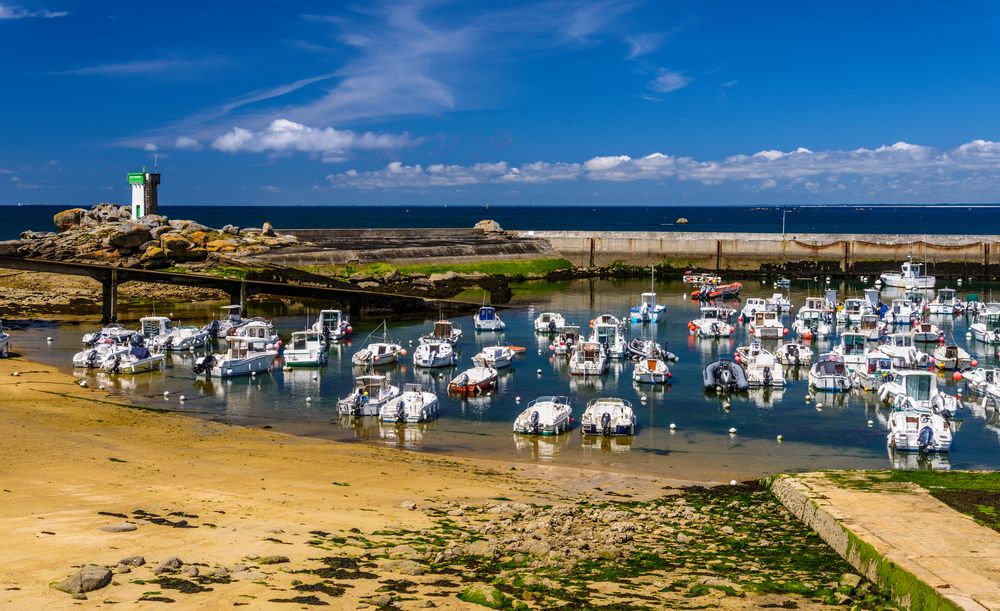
[516,230,1000,277]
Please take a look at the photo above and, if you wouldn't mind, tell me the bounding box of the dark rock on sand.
[54,564,112,595]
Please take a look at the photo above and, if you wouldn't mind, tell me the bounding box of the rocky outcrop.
[54,564,112,596]
[473,219,503,233]
[53,208,87,232]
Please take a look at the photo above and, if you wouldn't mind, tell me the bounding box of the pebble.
[400,500,417,510]
[98,523,137,533]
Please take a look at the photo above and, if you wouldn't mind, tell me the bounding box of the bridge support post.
[101,270,118,324]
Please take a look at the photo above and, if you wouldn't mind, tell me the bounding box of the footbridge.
[0,256,478,323]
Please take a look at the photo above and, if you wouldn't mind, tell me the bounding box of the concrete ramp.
[771,472,1000,610]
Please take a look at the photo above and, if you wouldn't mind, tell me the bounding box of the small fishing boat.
[703,359,750,392]
[773,277,791,288]
[73,339,129,369]
[887,404,952,453]
[590,320,627,359]
[689,305,735,337]
[853,349,897,392]
[912,322,944,343]
[226,319,279,347]
[855,313,887,341]
[879,370,960,417]
[692,282,743,301]
[569,341,608,376]
[513,396,573,435]
[960,367,1000,404]
[933,343,973,370]
[739,297,768,321]
[834,332,869,371]
[313,309,352,341]
[969,312,1000,344]
[141,316,210,352]
[884,299,918,326]
[592,313,624,327]
[473,305,505,332]
[879,258,935,290]
[448,366,498,394]
[748,310,786,339]
[534,312,567,334]
[283,330,328,367]
[791,309,834,339]
[473,345,514,369]
[682,271,722,286]
[419,319,462,346]
[0,320,10,358]
[808,353,851,392]
[82,324,134,346]
[379,383,439,423]
[777,342,812,366]
[837,298,869,325]
[194,337,277,378]
[766,292,792,313]
[549,324,580,356]
[413,341,458,368]
[630,266,665,323]
[337,374,401,417]
[926,288,962,316]
[879,332,929,368]
[627,338,679,362]
[212,304,245,338]
[352,321,406,366]
[632,357,671,384]
[580,398,636,436]
[736,342,785,387]
[100,337,165,374]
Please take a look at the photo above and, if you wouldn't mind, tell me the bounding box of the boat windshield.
[322,311,342,327]
[892,335,912,347]
[478,307,496,320]
[433,322,452,337]
[817,360,846,375]
[291,334,308,350]
[641,293,656,306]
[702,308,720,320]
[842,335,865,353]
[904,375,932,401]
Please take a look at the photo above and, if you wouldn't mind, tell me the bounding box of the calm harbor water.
[9,277,1000,482]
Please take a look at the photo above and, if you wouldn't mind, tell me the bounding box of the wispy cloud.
[648,68,691,93]
[56,56,227,77]
[0,3,66,19]
[212,118,413,163]
[625,32,666,58]
[328,139,1000,195]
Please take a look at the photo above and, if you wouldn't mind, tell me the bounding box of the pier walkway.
[771,471,1000,610]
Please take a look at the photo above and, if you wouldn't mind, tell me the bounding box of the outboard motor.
[193,354,215,375]
[110,353,122,374]
[86,349,98,369]
[792,346,801,366]
[917,425,935,453]
[718,366,733,390]
[763,366,772,386]
[395,401,406,423]
[529,410,540,434]
[600,411,612,436]
[548,320,556,332]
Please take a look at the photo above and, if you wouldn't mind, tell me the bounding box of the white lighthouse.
[128,169,161,220]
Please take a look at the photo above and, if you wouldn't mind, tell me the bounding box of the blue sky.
[2,0,1000,206]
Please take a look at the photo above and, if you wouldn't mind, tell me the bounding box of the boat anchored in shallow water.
[736,341,785,387]
[580,398,636,436]
[879,258,935,290]
[313,309,352,341]
[513,396,573,435]
[473,305,505,332]
[632,357,671,384]
[777,342,812,366]
[569,341,608,376]
[630,266,665,323]
[879,370,960,417]
[689,306,735,338]
[808,353,851,392]
[141,316,210,352]
[194,337,277,378]
[284,330,328,367]
[534,312,567,334]
[473,345,515,369]
[703,359,749,392]
[419,319,462,346]
[0,320,10,358]
[413,341,458,368]
[887,404,952,453]
[448,366,498,394]
[379,383,439,423]
[933,343,974,370]
[337,375,401,417]
[352,321,406,366]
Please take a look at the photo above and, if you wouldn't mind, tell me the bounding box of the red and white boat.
[448,366,499,394]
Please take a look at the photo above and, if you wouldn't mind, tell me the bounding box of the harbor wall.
[514,230,1000,277]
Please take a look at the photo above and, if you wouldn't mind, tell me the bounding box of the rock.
[152,556,183,575]
[261,221,275,237]
[114,564,131,574]
[109,223,153,249]
[182,566,199,577]
[258,555,289,565]
[458,584,507,608]
[676,217,688,224]
[20,230,56,240]
[150,225,173,239]
[465,540,496,558]
[222,224,240,235]
[839,573,863,590]
[720,525,735,535]
[447,508,465,517]
[428,271,459,283]
[72,592,87,600]
[372,594,396,608]
[473,219,503,233]
[676,533,692,544]
[54,564,112,595]
[160,232,192,254]
[239,227,261,236]
[139,214,168,228]
[399,500,417,510]
[186,230,210,246]
[206,239,238,253]
[420,602,436,608]
[384,559,424,575]
[118,555,145,567]
[210,567,229,578]
[139,240,158,252]
[357,281,380,289]
[53,208,86,232]
[98,523,137,533]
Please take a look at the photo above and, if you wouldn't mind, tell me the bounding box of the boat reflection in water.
[378,421,435,449]
[581,433,633,454]
[888,447,951,470]
[746,386,784,408]
[512,431,572,460]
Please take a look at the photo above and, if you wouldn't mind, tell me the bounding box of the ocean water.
[2,204,999,241]
[9,277,1000,482]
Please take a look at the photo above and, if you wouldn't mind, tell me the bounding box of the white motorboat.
[82,324,134,346]
[626,338,678,362]
[969,312,1000,344]
[926,288,962,316]
[748,310,786,339]
[413,341,458,368]
[683,272,722,286]
[855,313,887,341]
[100,340,165,374]
[590,320,627,359]
[0,320,10,358]
[141,316,210,352]
[887,404,952,453]
[283,330,328,367]
[629,266,665,323]
[473,345,514,369]
[212,304,245,338]
[632,357,671,384]
[226,319,279,346]
[592,313,624,328]
[853,349,898,392]
[766,292,792,313]
[569,341,608,376]
[961,367,1000,405]
[534,312,566,334]
[549,324,580,356]
[580,398,636,436]
[791,309,834,339]
[195,337,277,378]
[379,383,439,423]
[739,297,768,321]
[879,258,935,290]
[879,332,929,368]
[513,396,573,435]
[419,319,462,346]
[352,321,405,366]
[736,342,785,387]
[448,366,499,394]
[933,343,973,371]
[884,299,918,326]
[834,332,869,371]
[879,370,960,417]
[689,306,735,338]
[313,309,352,341]
[837,298,869,325]
[808,353,851,392]
[337,375,401,417]
[777,342,812,366]
[912,322,944,343]
[473,306,505,332]
[73,340,129,369]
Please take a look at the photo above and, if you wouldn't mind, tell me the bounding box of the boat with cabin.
[283,330,328,367]
[808,353,851,392]
[194,337,277,378]
[739,297,768,321]
[379,383,439,423]
[887,404,953,453]
[912,322,944,343]
[352,321,406,366]
[513,396,573,435]
[838,298,869,325]
[337,375,401,416]
[748,310,786,339]
[632,357,671,384]
[141,316,210,352]
[569,341,608,376]
[82,324,134,347]
[473,345,515,369]
[879,369,960,417]
[580,398,636,436]
[884,299,918,326]
[766,293,792,313]
[420,320,462,346]
[591,319,627,359]
[689,306,735,338]
[834,332,869,371]
[313,309,352,341]
[933,343,973,370]
[549,324,580,356]
[413,341,458,368]
[212,305,245,338]
[630,267,665,323]
[879,332,929,368]
[534,312,567,334]
[473,305,505,332]
[736,341,785,387]
[777,342,812,366]
[926,288,962,316]
[855,313,887,341]
[969,312,1000,344]
[100,337,165,374]
[879,258,935,289]
[448,366,498,394]
[853,349,898,392]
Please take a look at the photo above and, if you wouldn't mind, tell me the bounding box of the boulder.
[141,245,166,262]
[139,214,168,228]
[186,230,210,246]
[222,224,240,235]
[98,523,137,533]
[261,221,275,237]
[675,217,689,224]
[205,239,238,253]
[109,223,152,249]
[175,247,207,263]
[54,564,112,595]
[119,555,146,567]
[152,556,183,575]
[160,233,193,258]
[257,555,289,565]
[53,208,86,232]
[21,230,56,240]
[473,219,503,233]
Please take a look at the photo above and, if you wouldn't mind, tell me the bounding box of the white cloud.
[649,68,691,93]
[0,3,67,19]
[57,57,226,77]
[174,136,201,150]
[143,143,157,152]
[211,119,412,162]
[329,139,1000,195]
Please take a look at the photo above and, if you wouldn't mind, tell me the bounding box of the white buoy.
[312,375,318,381]
[46,336,53,342]
[408,340,413,345]
[816,402,823,409]
[79,380,87,387]
[867,420,874,427]
[730,479,738,485]
[723,401,731,410]
[515,396,521,403]
[669,423,677,430]
[163,391,170,398]
[776,434,783,442]
[305,397,312,403]
[251,371,257,377]
[179,395,186,402]
[640,395,647,402]
[966,332,973,340]
[538,350,542,355]
[728,427,737,435]
[805,394,812,402]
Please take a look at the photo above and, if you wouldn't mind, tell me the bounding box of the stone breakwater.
[10,203,303,269]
